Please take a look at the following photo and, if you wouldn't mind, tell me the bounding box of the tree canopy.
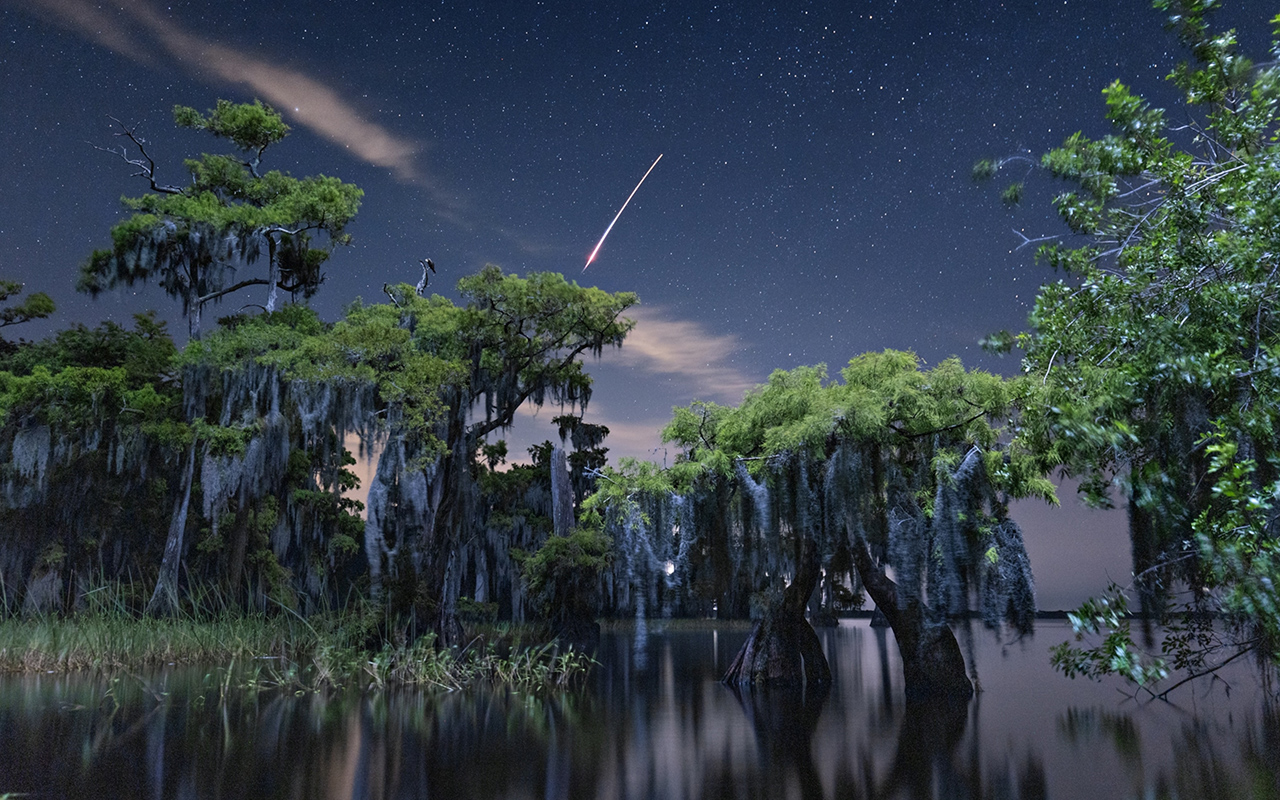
[360,267,636,641]
[0,281,54,337]
[980,0,1280,688]
[585,351,1048,697]
[0,236,638,628]
[80,100,363,339]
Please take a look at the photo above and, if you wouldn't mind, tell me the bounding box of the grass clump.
[0,612,304,672]
[0,585,594,693]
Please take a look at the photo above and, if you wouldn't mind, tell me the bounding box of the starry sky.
[1,0,1276,607]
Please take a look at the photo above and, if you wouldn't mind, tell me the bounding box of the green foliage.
[4,109,630,636]
[172,99,289,156]
[1051,586,1170,688]
[455,596,499,624]
[971,159,1000,181]
[80,99,363,338]
[0,261,632,623]
[581,458,677,521]
[480,439,509,470]
[991,0,1280,687]
[1191,429,1280,662]
[517,528,613,624]
[457,266,637,429]
[1000,182,1024,206]
[187,300,464,460]
[0,313,186,616]
[587,348,1045,632]
[0,280,54,332]
[0,314,180,431]
[348,266,634,631]
[654,350,1053,501]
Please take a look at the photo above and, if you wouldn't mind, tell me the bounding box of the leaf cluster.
[657,350,1051,499]
[515,527,613,623]
[458,266,637,436]
[80,100,363,331]
[0,313,179,431]
[988,0,1280,687]
[0,280,54,331]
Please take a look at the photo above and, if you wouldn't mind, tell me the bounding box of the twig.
[1156,641,1258,699]
[1012,229,1060,251]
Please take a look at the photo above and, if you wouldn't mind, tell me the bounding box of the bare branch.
[92,116,185,195]
[197,278,270,306]
[1012,229,1060,251]
[1156,641,1260,699]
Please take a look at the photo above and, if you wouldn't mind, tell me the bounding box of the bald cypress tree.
[80,100,362,340]
[588,352,1050,700]
[362,268,636,644]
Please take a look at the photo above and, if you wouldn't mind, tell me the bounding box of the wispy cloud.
[502,400,674,465]
[486,307,759,463]
[24,0,424,181]
[21,0,155,63]
[612,305,757,404]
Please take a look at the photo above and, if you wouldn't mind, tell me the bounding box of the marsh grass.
[0,613,305,672]
[0,584,594,693]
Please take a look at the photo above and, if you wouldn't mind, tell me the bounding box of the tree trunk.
[146,442,197,617]
[550,445,574,538]
[265,236,279,312]
[424,434,468,647]
[722,537,831,686]
[850,534,973,703]
[227,503,250,606]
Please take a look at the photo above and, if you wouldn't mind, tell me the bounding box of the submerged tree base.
[898,621,974,704]
[853,537,974,703]
[723,538,832,687]
[722,610,832,687]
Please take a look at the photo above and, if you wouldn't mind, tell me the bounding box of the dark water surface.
[0,620,1276,799]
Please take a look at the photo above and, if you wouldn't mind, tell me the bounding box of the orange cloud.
[482,308,758,463]
[612,305,757,404]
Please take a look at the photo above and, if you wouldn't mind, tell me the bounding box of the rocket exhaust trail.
[583,154,663,271]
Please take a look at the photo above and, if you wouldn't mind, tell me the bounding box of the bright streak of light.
[583,153,663,271]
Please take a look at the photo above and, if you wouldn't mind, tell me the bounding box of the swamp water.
[0,619,1275,800]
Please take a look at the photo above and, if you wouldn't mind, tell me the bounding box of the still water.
[0,620,1276,799]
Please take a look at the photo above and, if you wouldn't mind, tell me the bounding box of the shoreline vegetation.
[6,1,1280,705]
[0,589,594,693]
[0,610,1138,684]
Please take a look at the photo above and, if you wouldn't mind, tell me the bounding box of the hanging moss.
[591,351,1050,693]
[0,268,635,627]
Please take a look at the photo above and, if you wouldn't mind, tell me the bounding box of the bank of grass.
[0,611,308,672]
[0,591,593,693]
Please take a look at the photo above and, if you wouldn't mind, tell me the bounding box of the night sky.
[2,0,1276,607]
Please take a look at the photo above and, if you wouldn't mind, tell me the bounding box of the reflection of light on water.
[633,615,648,670]
[1,620,1275,799]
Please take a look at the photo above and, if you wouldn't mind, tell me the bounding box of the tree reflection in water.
[727,682,829,798]
[726,677,1047,800]
[1058,703,1280,800]
[0,622,1274,799]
